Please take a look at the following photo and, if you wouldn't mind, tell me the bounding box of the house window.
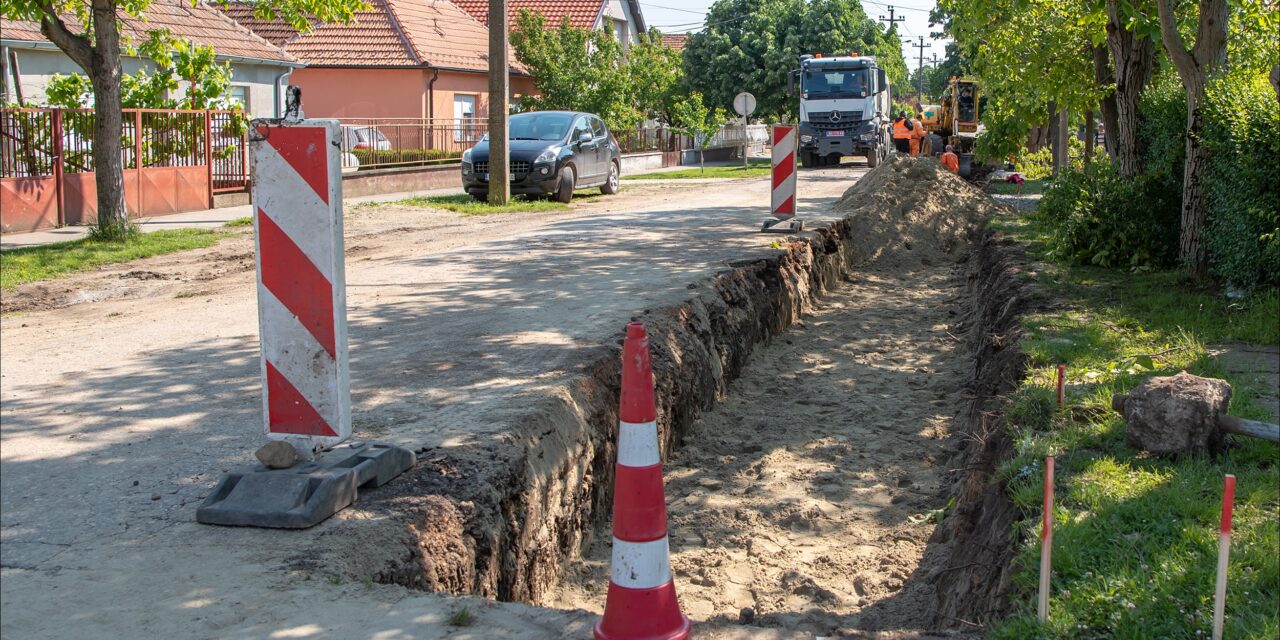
[454,94,477,142]
[229,85,249,111]
[613,19,629,45]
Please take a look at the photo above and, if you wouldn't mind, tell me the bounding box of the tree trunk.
[1046,102,1059,172]
[1092,43,1120,159]
[1178,96,1210,280]
[1155,0,1227,281]
[1105,0,1155,178]
[90,0,128,238]
[1084,109,1096,162]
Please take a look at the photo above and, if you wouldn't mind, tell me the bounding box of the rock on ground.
[1122,371,1232,456]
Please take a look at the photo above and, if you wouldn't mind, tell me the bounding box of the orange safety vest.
[892,119,911,139]
[941,151,960,173]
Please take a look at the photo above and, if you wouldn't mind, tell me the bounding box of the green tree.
[682,0,907,120]
[510,10,641,132]
[627,28,684,142]
[671,91,728,173]
[0,0,366,240]
[44,30,235,109]
[1154,0,1278,280]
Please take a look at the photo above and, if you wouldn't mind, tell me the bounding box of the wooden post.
[487,0,510,204]
[204,110,215,209]
[1213,474,1235,640]
[1038,456,1055,623]
[1056,364,1065,406]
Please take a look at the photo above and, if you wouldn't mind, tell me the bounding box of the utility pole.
[911,36,932,97]
[878,6,905,31]
[487,0,510,205]
[931,52,939,67]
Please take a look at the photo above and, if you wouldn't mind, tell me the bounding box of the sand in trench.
[552,156,999,635]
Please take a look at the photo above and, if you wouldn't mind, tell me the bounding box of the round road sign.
[733,92,757,117]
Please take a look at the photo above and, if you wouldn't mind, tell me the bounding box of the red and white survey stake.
[770,125,797,219]
[250,119,351,451]
[1038,455,1055,623]
[1056,364,1065,406]
[1213,474,1236,640]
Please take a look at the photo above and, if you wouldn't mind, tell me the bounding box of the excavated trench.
[322,156,1035,633]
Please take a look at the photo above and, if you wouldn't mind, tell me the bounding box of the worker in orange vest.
[908,111,926,157]
[940,144,960,174]
[892,111,912,154]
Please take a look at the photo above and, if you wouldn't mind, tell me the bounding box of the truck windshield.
[802,68,870,99]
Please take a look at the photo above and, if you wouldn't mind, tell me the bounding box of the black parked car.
[462,111,622,203]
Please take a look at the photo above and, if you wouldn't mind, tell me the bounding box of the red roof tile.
[451,0,605,30]
[0,0,295,64]
[661,34,686,52]
[222,0,520,72]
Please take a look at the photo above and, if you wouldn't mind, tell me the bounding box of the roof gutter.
[273,67,294,118]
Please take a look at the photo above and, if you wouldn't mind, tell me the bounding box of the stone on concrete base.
[1122,371,1232,456]
[197,443,415,528]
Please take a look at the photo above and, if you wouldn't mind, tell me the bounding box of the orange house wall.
[289,67,538,120]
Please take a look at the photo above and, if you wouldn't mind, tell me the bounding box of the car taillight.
[354,143,369,150]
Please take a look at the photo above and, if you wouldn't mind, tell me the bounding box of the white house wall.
[600,0,641,43]
[3,47,285,117]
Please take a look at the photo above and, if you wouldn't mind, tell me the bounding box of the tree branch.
[1154,0,1197,85]
[36,3,94,72]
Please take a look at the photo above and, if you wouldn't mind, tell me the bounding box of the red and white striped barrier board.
[596,322,690,640]
[1038,455,1055,622]
[1212,474,1235,640]
[251,120,350,449]
[771,125,797,218]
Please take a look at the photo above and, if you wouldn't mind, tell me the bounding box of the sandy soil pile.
[553,156,1001,636]
[836,154,1008,269]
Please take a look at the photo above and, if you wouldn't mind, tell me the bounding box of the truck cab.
[790,55,891,168]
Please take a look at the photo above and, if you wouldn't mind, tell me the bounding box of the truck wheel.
[959,154,973,178]
[800,150,815,168]
[866,149,879,168]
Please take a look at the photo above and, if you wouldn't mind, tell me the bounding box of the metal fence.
[615,125,691,153]
[337,118,486,172]
[1,107,250,232]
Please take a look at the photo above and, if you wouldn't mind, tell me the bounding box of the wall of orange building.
[289,67,538,120]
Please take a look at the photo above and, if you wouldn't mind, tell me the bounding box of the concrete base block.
[760,218,804,233]
[197,443,415,528]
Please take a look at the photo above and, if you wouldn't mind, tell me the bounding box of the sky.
[636,0,949,75]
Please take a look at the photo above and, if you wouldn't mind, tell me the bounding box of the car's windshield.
[802,68,870,99]
[507,112,574,141]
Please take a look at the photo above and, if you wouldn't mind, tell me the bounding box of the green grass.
[625,163,772,180]
[987,211,1279,639]
[224,216,253,227]
[1,229,223,290]
[987,178,1049,195]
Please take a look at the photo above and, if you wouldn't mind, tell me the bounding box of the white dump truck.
[788,54,892,168]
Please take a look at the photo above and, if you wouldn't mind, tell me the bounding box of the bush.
[350,148,462,169]
[1035,157,1181,269]
[1202,71,1280,291]
[1015,147,1053,180]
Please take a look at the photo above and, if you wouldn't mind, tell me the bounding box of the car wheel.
[471,192,487,202]
[601,161,620,195]
[554,165,575,203]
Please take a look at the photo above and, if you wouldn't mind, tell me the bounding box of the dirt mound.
[836,154,1009,269]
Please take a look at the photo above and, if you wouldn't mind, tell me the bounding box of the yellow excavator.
[919,77,981,177]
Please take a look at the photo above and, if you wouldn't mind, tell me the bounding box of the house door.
[454,95,476,143]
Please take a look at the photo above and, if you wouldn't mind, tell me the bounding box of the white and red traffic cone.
[595,322,690,640]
